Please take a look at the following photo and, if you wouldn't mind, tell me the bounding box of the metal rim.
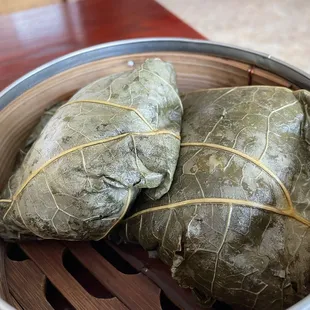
[1,37,310,110]
[288,295,310,310]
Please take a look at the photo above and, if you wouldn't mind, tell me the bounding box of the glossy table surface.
[0,0,204,91]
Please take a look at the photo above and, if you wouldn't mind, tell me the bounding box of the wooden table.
[0,0,204,91]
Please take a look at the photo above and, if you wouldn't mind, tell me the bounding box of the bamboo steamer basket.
[0,38,309,310]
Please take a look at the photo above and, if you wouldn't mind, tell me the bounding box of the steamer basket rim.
[1,37,310,110]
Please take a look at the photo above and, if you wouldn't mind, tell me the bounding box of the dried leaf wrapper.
[0,58,182,241]
[123,86,310,309]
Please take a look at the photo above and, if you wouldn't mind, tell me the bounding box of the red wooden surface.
[0,0,204,91]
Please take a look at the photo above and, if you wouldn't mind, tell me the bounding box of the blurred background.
[0,0,77,13]
[0,0,309,90]
[157,0,310,73]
